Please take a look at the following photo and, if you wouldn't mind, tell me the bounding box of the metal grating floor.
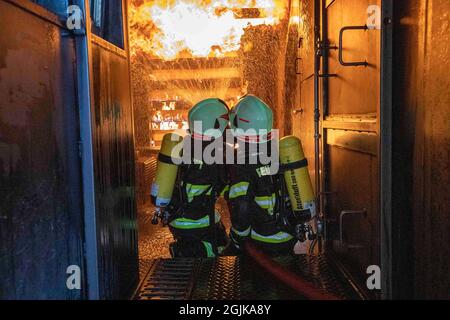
[135,255,364,300]
[135,259,197,300]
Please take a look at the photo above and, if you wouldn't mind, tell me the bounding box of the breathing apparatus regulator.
[150,99,229,226]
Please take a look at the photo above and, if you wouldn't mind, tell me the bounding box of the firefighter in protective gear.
[227,95,296,255]
[163,98,230,258]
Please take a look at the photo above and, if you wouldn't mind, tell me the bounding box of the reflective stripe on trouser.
[250,230,294,244]
[170,211,221,230]
[229,182,249,199]
[202,241,215,257]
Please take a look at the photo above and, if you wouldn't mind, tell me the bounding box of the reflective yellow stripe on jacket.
[229,182,250,199]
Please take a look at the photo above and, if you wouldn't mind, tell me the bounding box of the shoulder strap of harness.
[278,158,308,174]
[158,153,178,165]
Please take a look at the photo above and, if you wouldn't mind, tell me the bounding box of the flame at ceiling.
[130,0,288,60]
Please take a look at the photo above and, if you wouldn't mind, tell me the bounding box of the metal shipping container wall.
[392,0,450,299]
[294,0,381,293]
[89,0,139,299]
[324,0,381,285]
[0,0,85,299]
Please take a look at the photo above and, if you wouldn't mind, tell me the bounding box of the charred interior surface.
[0,0,84,299]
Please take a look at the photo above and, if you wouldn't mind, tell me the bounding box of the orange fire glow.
[130,0,288,60]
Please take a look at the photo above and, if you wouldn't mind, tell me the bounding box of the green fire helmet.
[230,95,273,143]
[188,98,229,140]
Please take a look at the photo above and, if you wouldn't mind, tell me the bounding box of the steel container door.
[0,0,85,299]
[322,0,381,292]
[88,0,138,300]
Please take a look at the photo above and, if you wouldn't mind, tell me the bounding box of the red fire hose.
[244,242,342,300]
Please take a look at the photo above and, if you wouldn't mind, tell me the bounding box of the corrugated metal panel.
[0,0,85,299]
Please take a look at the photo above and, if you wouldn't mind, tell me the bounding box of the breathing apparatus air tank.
[151,133,183,208]
[279,135,316,223]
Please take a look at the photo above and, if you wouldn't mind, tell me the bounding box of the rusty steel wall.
[90,41,138,300]
[327,0,380,115]
[294,0,381,291]
[324,0,381,285]
[295,0,450,299]
[393,0,450,299]
[0,0,85,299]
